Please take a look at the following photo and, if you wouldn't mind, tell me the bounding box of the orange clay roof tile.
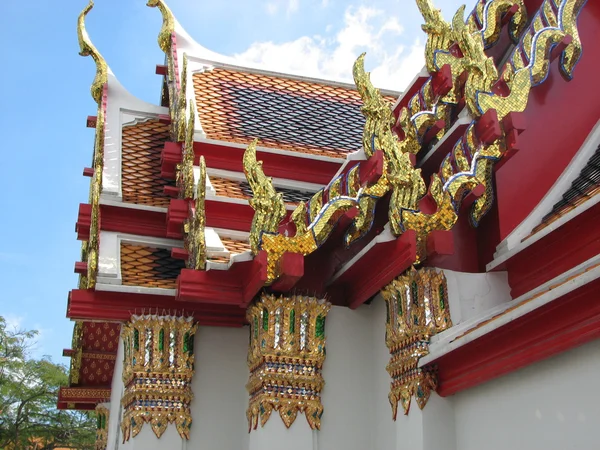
[121,119,175,208]
[193,68,396,158]
[120,244,184,289]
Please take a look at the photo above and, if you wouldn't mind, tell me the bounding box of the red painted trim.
[166,199,191,239]
[76,204,92,241]
[177,252,267,307]
[270,252,305,292]
[100,205,167,238]
[205,200,255,232]
[67,289,247,327]
[506,202,600,298]
[74,262,88,275]
[194,141,342,185]
[328,230,417,308]
[161,141,182,179]
[155,64,168,76]
[432,277,600,397]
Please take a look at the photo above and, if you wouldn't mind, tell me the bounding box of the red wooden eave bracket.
[86,116,97,128]
[75,203,92,241]
[359,150,384,185]
[156,64,168,76]
[166,199,191,239]
[161,142,182,179]
[67,289,247,326]
[176,251,268,307]
[329,230,417,309]
[74,262,88,275]
[82,167,94,177]
[270,252,305,292]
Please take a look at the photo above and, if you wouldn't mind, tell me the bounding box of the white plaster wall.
[452,339,600,450]
[442,270,511,327]
[188,326,249,450]
[318,305,375,450]
[107,336,124,450]
[369,295,397,450]
[249,416,315,450]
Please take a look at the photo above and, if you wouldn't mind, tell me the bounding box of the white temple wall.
[317,304,375,450]
[188,325,249,450]
[107,337,124,450]
[452,338,600,450]
[369,294,397,450]
[442,270,511,326]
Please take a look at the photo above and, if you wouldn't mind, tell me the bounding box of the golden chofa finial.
[147,0,175,54]
[77,1,109,105]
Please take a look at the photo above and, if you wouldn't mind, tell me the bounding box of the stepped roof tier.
[58,1,600,440]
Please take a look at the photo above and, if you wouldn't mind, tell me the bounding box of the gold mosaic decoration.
[148,0,189,143]
[146,0,175,54]
[184,154,207,270]
[475,0,585,118]
[381,267,451,418]
[243,56,424,283]
[121,315,197,442]
[246,294,331,430]
[77,1,107,289]
[95,404,109,450]
[69,321,84,384]
[401,0,584,258]
[240,0,585,282]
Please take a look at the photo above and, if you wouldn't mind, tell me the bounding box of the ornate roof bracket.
[77,0,109,289]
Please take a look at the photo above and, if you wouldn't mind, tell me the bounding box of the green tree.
[0,317,96,449]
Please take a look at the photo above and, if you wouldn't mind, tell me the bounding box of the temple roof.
[121,118,174,208]
[531,144,600,235]
[193,66,397,159]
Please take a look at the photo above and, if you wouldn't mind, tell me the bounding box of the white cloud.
[234,5,423,91]
[287,0,299,16]
[265,2,278,15]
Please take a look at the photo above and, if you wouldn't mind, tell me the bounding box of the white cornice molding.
[423,254,600,366]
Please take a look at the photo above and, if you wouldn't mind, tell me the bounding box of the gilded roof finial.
[77,1,108,105]
[147,0,175,54]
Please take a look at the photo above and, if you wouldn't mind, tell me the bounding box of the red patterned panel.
[82,322,120,352]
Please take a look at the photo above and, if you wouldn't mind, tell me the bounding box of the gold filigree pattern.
[178,102,195,200]
[401,0,584,258]
[77,1,107,289]
[121,315,197,442]
[475,0,585,119]
[95,404,109,450]
[243,139,287,256]
[381,267,451,418]
[77,1,108,105]
[246,294,331,430]
[69,321,84,384]
[185,155,207,270]
[146,0,175,54]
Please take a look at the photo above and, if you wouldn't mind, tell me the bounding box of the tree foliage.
[0,317,96,449]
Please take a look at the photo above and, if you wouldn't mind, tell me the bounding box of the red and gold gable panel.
[121,119,174,208]
[82,321,120,352]
[79,322,120,386]
[120,243,185,289]
[193,67,396,158]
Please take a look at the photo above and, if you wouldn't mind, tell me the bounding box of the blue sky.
[0,0,464,366]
